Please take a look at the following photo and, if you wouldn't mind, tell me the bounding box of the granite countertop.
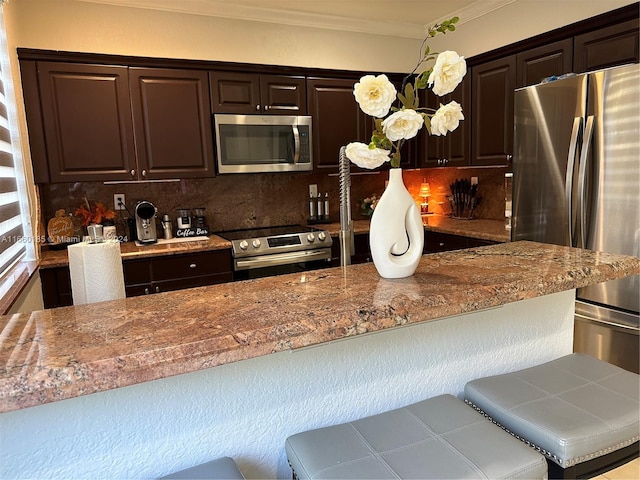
[39,217,508,269]
[2,241,638,413]
[39,234,232,269]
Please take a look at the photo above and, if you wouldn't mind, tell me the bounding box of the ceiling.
[77,0,517,38]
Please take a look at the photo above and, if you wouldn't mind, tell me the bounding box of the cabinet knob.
[255,104,260,111]
[141,169,147,177]
[130,169,136,176]
[189,263,197,268]
[265,105,270,110]
[144,287,150,294]
[439,242,445,247]
[155,286,160,293]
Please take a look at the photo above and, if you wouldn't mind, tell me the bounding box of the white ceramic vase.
[369,168,424,278]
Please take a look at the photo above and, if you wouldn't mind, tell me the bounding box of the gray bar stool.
[465,353,639,479]
[159,457,245,480]
[286,394,547,479]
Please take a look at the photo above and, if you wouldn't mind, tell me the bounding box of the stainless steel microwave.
[214,114,313,174]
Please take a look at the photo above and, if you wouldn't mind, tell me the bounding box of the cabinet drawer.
[151,250,232,281]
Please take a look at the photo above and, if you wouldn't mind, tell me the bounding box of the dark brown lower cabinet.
[40,249,233,309]
[330,232,371,266]
[424,231,497,253]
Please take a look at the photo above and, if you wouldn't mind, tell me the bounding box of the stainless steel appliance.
[134,200,158,244]
[213,114,312,174]
[216,225,332,280]
[513,63,639,373]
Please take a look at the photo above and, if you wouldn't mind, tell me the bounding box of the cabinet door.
[129,68,215,179]
[37,62,136,182]
[573,19,640,73]
[307,77,370,172]
[122,257,152,296]
[260,75,307,114]
[417,76,470,168]
[516,38,573,88]
[209,71,261,114]
[40,267,73,308]
[444,75,470,166]
[471,55,516,166]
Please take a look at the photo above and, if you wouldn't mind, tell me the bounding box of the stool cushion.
[160,457,245,479]
[464,353,640,468]
[285,394,547,479]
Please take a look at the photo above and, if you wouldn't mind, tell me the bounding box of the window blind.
[0,29,26,277]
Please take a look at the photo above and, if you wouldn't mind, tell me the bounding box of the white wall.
[0,291,575,479]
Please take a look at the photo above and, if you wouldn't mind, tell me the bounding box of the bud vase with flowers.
[346,17,467,278]
[74,199,116,241]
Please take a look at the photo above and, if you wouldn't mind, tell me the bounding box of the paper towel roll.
[68,240,126,305]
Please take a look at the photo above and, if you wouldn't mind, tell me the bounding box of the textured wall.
[0,291,575,479]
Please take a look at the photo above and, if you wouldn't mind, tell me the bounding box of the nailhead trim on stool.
[285,394,547,479]
[464,353,640,471]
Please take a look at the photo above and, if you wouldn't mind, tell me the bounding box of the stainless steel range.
[216,225,333,280]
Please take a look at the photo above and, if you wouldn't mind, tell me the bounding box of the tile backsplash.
[38,166,510,241]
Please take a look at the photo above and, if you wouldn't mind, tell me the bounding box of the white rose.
[345,142,390,169]
[431,101,464,136]
[381,109,424,141]
[353,74,397,118]
[427,51,467,96]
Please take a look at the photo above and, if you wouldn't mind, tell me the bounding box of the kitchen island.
[1,241,638,479]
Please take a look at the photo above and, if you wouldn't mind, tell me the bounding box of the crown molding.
[76,0,517,39]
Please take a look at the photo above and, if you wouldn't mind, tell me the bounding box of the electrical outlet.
[471,177,478,186]
[309,184,318,197]
[114,194,126,210]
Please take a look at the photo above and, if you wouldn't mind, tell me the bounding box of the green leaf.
[404,84,416,108]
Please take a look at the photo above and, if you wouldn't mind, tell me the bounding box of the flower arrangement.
[360,194,379,217]
[74,200,116,227]
[346,17,466,169]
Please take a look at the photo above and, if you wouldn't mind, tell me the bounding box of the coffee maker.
[135,200,158,244]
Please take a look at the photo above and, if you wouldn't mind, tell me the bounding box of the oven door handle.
[234,249,330,270]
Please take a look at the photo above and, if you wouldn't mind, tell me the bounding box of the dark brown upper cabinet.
[129,68,215,179]
[24,62,214,183]
[516,38,574,88]
[418,75,470,168]
[209,72,307,114]
[573,18,640,73]
[33,62,137,183]
[306,77,371,172]
[470,55,516,167]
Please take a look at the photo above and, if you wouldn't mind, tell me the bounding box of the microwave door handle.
[577,115,594,249]
[292,125,300,164]
[565,117,583,247]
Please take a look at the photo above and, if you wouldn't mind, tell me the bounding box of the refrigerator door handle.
[577,115,595,249]
[565,117,583,246]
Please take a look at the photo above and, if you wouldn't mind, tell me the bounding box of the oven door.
[214,114,312,173]
[233,248,331,280]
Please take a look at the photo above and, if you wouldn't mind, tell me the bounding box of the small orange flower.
[74,202,116,227]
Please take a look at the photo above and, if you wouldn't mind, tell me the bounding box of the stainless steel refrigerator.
[512,63,639,373]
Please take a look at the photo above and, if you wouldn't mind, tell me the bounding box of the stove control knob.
[307,233,315,243]
[252,239,261,249]
[318,232,327,241]
[239,240,248,250]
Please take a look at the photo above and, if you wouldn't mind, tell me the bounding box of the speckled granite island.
[1,241,638,479]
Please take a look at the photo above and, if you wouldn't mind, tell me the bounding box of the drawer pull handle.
[155,286,160,293]
[189,263,197,268]
[439,242,445,247]
[144,287,150,295]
